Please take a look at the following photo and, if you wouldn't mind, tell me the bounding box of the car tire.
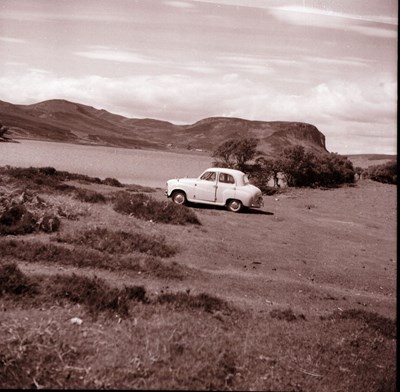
[226,199,243,213]
[172,191,187,205]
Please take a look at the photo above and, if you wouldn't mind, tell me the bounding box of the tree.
[212,137,259,171]
[253,157,281,187]
[276,146,356,187]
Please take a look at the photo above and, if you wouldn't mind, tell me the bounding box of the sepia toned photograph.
[0,0,397,390]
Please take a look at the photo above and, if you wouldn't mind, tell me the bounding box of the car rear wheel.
[226,199,243,213]
[172,191,187,205]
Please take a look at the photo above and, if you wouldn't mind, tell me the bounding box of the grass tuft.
[51,274,139,317]
[73,188,107,203]
[270,308,306,322]
[326,309,396,339]
[157,292,230,313]
[0,262,39,297]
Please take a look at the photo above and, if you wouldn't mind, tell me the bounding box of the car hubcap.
[174,194,184,204]
[230,201,240,211]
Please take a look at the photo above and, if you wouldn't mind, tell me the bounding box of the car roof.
[204,167,245,176]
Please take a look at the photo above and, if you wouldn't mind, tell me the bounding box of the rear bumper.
[251,196,264,208]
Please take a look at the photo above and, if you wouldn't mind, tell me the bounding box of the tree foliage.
[212,138,357,189]
[212,137,259,171]
[276,146,355,187]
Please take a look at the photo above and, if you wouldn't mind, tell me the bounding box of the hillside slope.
[0,99,328,156]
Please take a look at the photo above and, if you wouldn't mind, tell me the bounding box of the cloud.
[0,36,26,44]
[165,1,195,8]
[75,48,161,64]
[269,6,397,38]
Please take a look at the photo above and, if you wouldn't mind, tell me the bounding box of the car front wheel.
[226,199,243,213]
[172,191,187,205]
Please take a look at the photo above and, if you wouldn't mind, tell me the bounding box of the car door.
[194,170,217,202]
[216,172,236,202]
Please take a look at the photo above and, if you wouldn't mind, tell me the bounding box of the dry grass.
[113,191,201,225]
[0,270,395,390]
[53,227,177,258]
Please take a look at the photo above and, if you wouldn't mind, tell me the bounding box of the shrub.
[113,191,201,225]
[276,146,356,187]
[0,205,37,235]
[51,274,132,317]
[102,177,123,187]
[38,213,61,233]
[0,262,39,297]
[366,160,397,184]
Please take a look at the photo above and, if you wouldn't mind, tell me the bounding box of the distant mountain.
[0,99,328,156]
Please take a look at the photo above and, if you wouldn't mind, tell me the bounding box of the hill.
[0,99,328,156]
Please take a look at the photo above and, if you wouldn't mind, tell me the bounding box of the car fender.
[233,188,254,207]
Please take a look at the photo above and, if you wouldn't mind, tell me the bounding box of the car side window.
[200,171,216,181]
[219,173,235,184]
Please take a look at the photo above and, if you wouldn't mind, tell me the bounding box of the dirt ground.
[1,170,397,390]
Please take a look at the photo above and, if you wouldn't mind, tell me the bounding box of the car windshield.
[243,174,250,184]
[200,171,216,181]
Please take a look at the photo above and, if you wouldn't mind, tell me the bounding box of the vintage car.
[166,167,264,212]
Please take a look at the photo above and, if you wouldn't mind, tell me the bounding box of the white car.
[166,167,264,212]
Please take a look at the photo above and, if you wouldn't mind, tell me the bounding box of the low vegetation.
[53,227,177,258]
[0,262,395,390]
[0,239,184,279]
[113,191,201,225]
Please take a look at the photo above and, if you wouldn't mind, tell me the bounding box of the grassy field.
[0,165,396,391]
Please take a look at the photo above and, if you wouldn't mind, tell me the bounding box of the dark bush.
[38,166,57,176]
[0,205,37,235]
[38,213,61,233]
[0,262,39,297]
[102,177,123,187]
[122,285,148,303]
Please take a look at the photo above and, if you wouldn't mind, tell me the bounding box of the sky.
[0,0,397,154]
